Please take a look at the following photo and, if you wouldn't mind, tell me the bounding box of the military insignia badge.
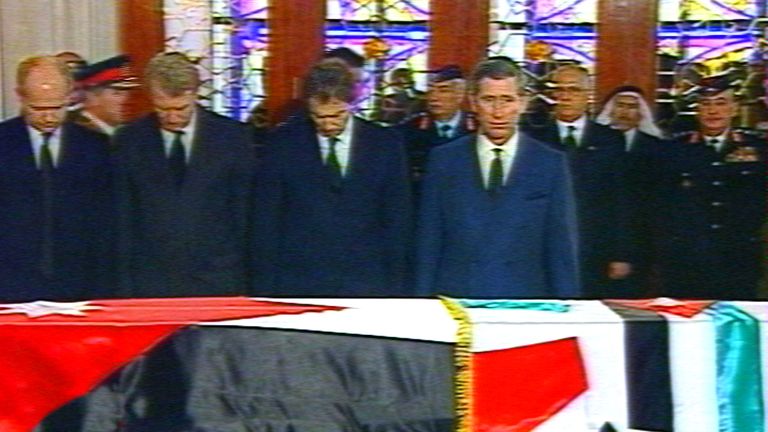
[679,173,693,188]
[724,146,760,162]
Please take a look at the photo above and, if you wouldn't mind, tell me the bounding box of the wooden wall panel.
[429,0,489,78]
[265,0,325,124]
[595,0,658,109]
[119,0,164,120]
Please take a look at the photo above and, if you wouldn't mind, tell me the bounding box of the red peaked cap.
[75,54,139,89]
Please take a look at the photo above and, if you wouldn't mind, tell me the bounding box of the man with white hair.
[524,65,633,299]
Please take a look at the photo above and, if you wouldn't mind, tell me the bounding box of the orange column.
[595,0,658,107]
[265,0,326,125]
[429,0,489,76]
[119,0,164,120]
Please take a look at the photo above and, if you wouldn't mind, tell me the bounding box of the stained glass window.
[489,0,598,68]
[165,0,268,121]
[324,0,430,119]
[656,0,768,129]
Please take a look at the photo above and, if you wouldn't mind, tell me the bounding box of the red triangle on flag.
[605,298,714,318]
[0,297,342,432]
[473,337,588,431]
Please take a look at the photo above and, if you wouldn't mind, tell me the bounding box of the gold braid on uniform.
[439,296,473,432]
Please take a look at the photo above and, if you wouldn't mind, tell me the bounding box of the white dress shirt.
[28,126,62,169]
[623,128,637,152]
[703,131,728,153]
[317,117,353,176]
[161,110,197,163]
[476,132,519,189]
[434,111,462,139]
[556,116,588,146]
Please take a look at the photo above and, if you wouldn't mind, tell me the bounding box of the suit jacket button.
[710,224,722,230]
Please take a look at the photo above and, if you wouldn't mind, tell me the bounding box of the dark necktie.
[439,124,452,139]
[708,138,720,152]
[39,132,55,174]
[488,148,504,193]
[563,125,578,148]
[326,136,343,186]
[169,131,186,188]
[39,132,55,277]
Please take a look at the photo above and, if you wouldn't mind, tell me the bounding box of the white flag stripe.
[663,311,719,432]
[729,301,768,432]
[534,393,591,432]
[200,298,458,342]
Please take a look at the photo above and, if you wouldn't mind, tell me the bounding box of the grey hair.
[145,52,200,95]
[467,57,528,95]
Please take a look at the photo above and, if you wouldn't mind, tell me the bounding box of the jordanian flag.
[2,297,764,431]
[29,298,458,431]
[453,298,767,432]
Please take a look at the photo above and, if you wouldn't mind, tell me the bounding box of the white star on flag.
[0,300,103,318]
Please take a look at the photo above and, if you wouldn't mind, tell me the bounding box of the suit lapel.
[141,116,177,192]
[57,123,79,174]
[9,120,39,175]
[182,109,218,196]
[345,118,365,184]
[467,136,487,192]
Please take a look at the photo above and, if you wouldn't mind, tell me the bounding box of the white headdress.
[596,89,664,138]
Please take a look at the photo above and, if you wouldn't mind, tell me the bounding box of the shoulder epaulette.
[671,130,698,143]
[732,127,765,140]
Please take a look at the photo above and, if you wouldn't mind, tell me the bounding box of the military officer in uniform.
[398,65,476,191]
[651,76,766,299]
[69,55,139,137]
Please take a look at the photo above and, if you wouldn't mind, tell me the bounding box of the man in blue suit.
[0,56,113,302]
[415,58,580,298]
[114,52,255,298]
[253,60,412,297]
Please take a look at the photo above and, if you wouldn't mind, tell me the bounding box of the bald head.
[16,56,72,133]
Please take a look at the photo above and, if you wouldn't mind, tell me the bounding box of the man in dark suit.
[253,60,412,297]
[596,85,666,297]
[650,77,766,299]
[398,65,476,188]
[0,55,113,302]
[114,52,254,298]
[415,58,580,298]
[69,55,139,137]
[524,65,633,299]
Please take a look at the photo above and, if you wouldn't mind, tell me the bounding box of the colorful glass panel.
[164,0,268,120]
[210,0,268,120]
[489,0,598,69]
[325,0,430,120]
[659,0,759,22]
[655,0,768,130]
[327,0,429,22]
